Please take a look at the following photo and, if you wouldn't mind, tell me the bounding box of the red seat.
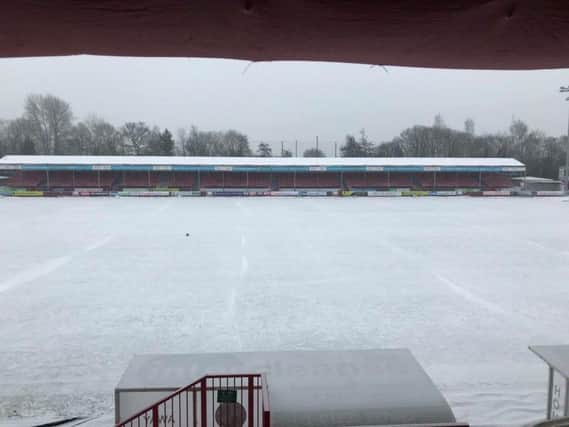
[365,173,389,187]
[48,171,73,187]
[344,173,367,188]
[417,173,435,188]
[315,173,339,188]
[200,172,224,188]
[388,173,413,187]
[276,173,294,188]
[294,173,319,188]
[100,171,116,188]
[247,173,271,188]
[483,174,513,189]
[172,172,195,188]
[8,171,44,187]
[123,171,149,187]
[74,172,98,187]
[223,173,248,188]
[456,173,479,188]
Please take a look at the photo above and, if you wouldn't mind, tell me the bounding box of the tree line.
[340,114,566,178]
[0,94,566,178]
[0,94,328,158]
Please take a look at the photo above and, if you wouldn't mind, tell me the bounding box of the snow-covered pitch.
[1,197,568,426]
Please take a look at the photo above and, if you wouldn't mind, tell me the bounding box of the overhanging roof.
[0,155,525,173]
[117,349,455,426]
[1,1,569,69]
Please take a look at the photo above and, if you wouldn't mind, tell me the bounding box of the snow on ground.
[1,197,569,426]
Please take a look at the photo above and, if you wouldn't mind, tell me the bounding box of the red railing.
[116,373,270,427]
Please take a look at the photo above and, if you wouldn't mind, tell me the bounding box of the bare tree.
[4,118,35,154]
[121,122,150,155]
[178,126,251,156]
[70,121,93,155]
[70,116,123,155]
[24,94,73,154]
[0,120,6,156]
[89,117,123,155]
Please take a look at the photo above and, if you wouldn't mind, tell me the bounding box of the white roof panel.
[0,155,524,168]
[117,349,455,427]
[530,345,569,378]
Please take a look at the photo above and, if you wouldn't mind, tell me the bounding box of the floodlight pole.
[560,86,569,193]
[566,105,569,192]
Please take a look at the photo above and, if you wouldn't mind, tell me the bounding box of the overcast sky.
[1,55,568,155]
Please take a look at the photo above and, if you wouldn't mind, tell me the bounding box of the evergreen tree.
[257,142,272,157]
[160,129,175,156]
[21,137,36,154]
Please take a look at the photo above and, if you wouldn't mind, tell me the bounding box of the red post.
[262,411,270,427]
[193,389,197,427]
[248,376,254,427]
[200,378,207,427]
[152,407,159,427]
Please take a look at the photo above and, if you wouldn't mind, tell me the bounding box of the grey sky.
[1,55,568,155]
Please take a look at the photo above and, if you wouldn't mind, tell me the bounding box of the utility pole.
[281,141,284,156]
[560,86,569,193]
[295,140,298,157]
[316,136,319,153]
[334,142,337,157]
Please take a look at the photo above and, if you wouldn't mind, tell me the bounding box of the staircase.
[116,373,270,427]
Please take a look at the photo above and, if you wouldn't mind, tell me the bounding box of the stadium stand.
[0,156,525,194]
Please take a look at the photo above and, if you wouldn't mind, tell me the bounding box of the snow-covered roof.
[512,176,560,183]
[0,155,524,168]
[117,349,455,426]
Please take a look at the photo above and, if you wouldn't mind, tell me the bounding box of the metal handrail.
[261,373,270,427]
[116,373,268,427]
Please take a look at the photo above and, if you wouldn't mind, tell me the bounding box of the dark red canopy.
[2,0,569,69]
